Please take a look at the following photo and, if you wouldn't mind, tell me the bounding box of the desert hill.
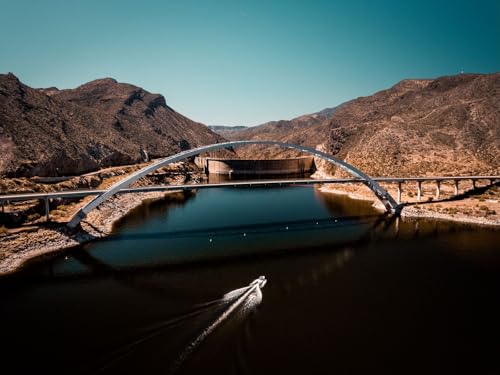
[0,74,225,177]
[212,106,339,157]
[223,73,499,176]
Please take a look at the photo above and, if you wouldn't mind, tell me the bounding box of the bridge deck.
[0,176,498,203]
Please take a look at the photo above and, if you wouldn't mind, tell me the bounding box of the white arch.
[68,141,399,228]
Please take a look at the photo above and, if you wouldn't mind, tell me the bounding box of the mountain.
[0,74,226,177]
[208,125,248,139]
[209,125,248,131]
[224,73,499,176]
[221,106,340,159]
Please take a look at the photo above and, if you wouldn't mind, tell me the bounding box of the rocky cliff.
[222,73,499,176]
[0,74,226,177]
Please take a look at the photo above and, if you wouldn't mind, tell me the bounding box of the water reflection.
[314,186,381,217]
[207,172,313,184]
[112,191,196,232]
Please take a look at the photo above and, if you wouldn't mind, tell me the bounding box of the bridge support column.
[417,181,422,202]
[472,179,477,189]
[435,181,441,200]
[397,182,402,204]
[44,197,50,222]
[1,202,4,213]
[454,180,459,195]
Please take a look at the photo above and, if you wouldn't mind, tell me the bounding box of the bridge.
[0,140,498,227]
[64,140,402,227]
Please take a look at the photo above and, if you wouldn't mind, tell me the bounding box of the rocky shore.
[318,183,500,227]
[0,190,187,275]
[399,205,500,226]
[0,161,202,276]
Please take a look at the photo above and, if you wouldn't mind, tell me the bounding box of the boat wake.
[94,277,267,374]
[168,276,267,374]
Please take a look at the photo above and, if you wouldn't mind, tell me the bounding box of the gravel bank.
[319,184,500,227]
[0,190,184,275]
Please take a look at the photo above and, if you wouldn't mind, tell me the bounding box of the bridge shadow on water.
[102,214,384,242]
[19,212,399,285]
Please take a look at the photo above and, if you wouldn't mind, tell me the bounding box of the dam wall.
[194,156,315,176]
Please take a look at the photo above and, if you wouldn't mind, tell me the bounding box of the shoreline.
[318,184,500,227]
[0,190,186,276]
[400,206,500,227]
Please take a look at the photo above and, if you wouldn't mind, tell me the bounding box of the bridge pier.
[435,181,441,200]
[397,182,402,204]
[472,179,477,189]
[454,180,459,195]
[44,197,50,222]
[417,181,422,201]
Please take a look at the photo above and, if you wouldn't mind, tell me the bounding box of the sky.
[0,0,499,126]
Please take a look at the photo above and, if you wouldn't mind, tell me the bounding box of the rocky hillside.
[0,73,226,177]
[208,125,248,140]
[217,106,339,159]
[224,73,499,176]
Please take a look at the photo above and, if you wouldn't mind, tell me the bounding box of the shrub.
[0,226,8,236]
[50,209,66,218]
[27,213,41,222]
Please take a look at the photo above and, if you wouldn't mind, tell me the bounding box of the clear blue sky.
[1,0,499,126]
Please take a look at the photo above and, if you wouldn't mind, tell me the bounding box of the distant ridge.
[209,125,248,132]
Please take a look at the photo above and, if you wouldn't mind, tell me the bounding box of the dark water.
[1,186,499,374]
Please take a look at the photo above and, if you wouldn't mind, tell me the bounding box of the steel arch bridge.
[68,140,400,228]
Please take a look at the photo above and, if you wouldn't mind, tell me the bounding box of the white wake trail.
[168,276,267,374]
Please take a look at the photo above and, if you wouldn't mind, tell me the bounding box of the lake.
[1,186,499,374]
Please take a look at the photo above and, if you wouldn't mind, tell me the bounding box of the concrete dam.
[195,156,315,176]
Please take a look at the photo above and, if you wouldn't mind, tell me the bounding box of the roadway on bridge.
[1,176,498,203]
